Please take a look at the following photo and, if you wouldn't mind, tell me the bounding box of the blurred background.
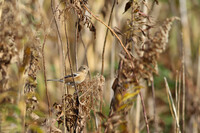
[0,0,200,132]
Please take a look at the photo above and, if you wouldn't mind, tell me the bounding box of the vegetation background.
[0,0,199,132]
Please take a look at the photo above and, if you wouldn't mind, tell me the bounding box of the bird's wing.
[64,73,79,79]
[63,73,81,85]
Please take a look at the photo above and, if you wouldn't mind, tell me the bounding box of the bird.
[47,65,89,85]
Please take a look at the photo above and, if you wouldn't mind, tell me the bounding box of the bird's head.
[78,65,89,74]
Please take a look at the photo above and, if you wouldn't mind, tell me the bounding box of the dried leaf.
[123,1,132,14]
[121,89,140,102]
[96,112,107,120]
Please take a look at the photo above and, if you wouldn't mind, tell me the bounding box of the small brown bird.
[47,65,89,85]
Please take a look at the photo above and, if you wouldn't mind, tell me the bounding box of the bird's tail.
[47,79,63,82]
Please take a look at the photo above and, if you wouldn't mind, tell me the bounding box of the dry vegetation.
[0,0,200,133]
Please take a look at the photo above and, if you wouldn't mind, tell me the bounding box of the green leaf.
[6,116,17,124]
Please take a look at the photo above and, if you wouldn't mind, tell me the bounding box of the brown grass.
[0,0,200,133]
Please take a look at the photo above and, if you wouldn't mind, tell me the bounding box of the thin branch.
[41,1,62,118]
[197,46,200,94]
[164,77,181,133]
[139,92,150,133]
[101,0,116,75]
[40,0,60,121]
[51,1,68,132]
[82,3,132,60]
[75,21,79,71]
[99,0,116,131]
[175,70,178,133]
[42,34,52,131]
[50,0,68,94]
[178,71,181,132]
[182,48,186,133]
[151,79,158,132]
[148,0,158,16]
